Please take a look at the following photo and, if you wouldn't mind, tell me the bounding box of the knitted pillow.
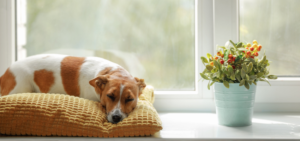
[0,86,162,137]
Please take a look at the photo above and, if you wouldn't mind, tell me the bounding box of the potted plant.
[200,40,277,127]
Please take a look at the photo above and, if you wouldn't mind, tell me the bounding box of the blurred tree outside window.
[16,0,196,91]
[240,0,300,76]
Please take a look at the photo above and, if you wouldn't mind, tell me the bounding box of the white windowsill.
[2,112,300,141]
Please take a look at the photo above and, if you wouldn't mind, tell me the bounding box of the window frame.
[0,0,15,76]
[1,0,300,113]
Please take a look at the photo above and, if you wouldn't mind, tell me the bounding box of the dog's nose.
[112,115,122,123]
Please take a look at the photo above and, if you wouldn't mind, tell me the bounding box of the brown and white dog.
[0,54,146,124]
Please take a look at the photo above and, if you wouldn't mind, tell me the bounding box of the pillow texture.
[0,86,162,137]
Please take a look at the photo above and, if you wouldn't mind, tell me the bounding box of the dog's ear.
[134,77,146,96]
[89,75,109,90]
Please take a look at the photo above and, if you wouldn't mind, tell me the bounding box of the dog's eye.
[107,95,115,101]
[125,99,134,103]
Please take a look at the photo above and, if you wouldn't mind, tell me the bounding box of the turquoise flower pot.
[213,82,256,127]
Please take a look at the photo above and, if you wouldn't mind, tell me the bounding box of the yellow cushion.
[0,86,162,137]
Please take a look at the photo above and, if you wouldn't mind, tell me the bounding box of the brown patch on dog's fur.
[34,69,54,93]
[98,67,113,75]
[61,56,85,97]
[134,77,146,96]
[89,67,113,100]
[0,68,16,96]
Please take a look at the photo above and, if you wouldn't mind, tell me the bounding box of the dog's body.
[0,54,146,123]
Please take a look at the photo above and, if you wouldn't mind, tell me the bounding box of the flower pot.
[213,82,256,127]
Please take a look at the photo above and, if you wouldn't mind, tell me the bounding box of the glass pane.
[17,0,195,91]
[240,0,300,76]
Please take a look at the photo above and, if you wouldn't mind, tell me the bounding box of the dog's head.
[89,75,146,124]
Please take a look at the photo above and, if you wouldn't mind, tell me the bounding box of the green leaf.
[249,75,257,80]
[200,73,210,80]
[235,55,243,62]
[242,64,247,72]
[230,40,236,47]
[267,75,278,79]
[245,81,250,90]
[259,78,271,86]
[235,69,240,75]
[211,67,218,73]
[208,81,216,90]
[223,80,230,88]
[224,50,229,61]
[217,46,226,50]
[241,69,246,79]
[248,80,253,85]
[229,40,236,47]
[201,56,208,64]
[238,48,247,51]
[230,72,235,80]
[239,79,245,86]
[207,53,212,60]
[259,55,267,66]
[230,47,235,55]
[253,81,257,85]
[213,60,220,70]
[224,69,229,75]
[236,42,243,48]
[245,74,249,80]
[247,62,253,73]
[206,65,213,71]
[202,69,208,74]
[227,65,233,73]
[236,73,241,82]
[245,58,256,63]
[217,71,222,78]
[210,81,216,86]
[257,72,264,78]
[262,55,267,62]
[265,70,270,75]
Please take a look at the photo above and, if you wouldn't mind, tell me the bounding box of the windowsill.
[2,112,300,140]
[154,112,300,140]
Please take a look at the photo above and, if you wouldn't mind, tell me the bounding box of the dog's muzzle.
[108,109,127,124]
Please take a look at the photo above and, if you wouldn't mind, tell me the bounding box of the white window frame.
[0,0,15,76]
[1,0,300,113]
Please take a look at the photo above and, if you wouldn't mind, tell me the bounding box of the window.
[16,0,196,92]
[1,0,299,112]
[240,0,300,76]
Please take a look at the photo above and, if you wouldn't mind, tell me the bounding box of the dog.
[0,54,146,124]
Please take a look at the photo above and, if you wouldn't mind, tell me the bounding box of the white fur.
[5,54,121,102]
[78,56,119,101]
[117,84,125,108]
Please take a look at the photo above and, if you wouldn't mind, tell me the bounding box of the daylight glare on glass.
[17,0,195,91]
[240,0,300,76]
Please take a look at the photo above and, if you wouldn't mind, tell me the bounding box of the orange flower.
[253,40,258,44]
[247,43,251,47]
[253,52,259,56]
[220,59,224,64]
[247,51,251,55]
